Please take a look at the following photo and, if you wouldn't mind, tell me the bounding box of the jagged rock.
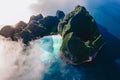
[39,16,59,35]
[59,5,105,65]
[15,15,59,44]
[0,12,60,44]
[29,14,43,22]
[56,10,65,20]
[14,20,46,44]
[14,21,27,33]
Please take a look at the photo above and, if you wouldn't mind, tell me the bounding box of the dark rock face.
[29,14,43,22]
[39,16,59,35]
[16,20,47,44]
[0,25,15,39]
[15,15,59,44]
[0,14,59,44]
[56,10,65,20]
[59,5,105,65]
[0,13,60,44]
[14,21,27,33]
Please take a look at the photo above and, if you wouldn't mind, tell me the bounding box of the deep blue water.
[85,0,120,39]
[40,1,120,80]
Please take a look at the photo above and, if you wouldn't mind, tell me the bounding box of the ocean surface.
[40,0,120,80]
[85,0,120,39]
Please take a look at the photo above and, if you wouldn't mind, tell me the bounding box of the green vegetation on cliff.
[59,5,105,65]
[0,5,104,65]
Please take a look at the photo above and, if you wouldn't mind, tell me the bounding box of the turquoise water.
[40,35,62,63]
[40,35,84,80]
[39,1,120,80]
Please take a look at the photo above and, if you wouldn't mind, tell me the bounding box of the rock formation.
[58,5,105,65]
[0,14,59,44]
[0,25,15,39]
[0,5,104,65]
[56,10,65,20]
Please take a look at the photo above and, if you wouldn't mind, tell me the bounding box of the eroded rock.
[59,5,105,65]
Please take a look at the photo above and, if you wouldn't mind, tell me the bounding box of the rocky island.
[0,5,105,65]
[59,5,105,65]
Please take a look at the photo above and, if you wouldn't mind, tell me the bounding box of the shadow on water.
[76,24,120,80]
[42,24,120,80]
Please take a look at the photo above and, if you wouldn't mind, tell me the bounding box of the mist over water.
[0,34,86,80]
[0,35,63,80]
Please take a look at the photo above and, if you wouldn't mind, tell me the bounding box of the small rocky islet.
[0,5,105,65]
